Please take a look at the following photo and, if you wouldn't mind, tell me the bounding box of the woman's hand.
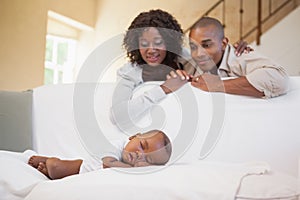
[233,40,253,56]
[160,70,190,94]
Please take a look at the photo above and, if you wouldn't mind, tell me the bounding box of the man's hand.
[191,73,225,92]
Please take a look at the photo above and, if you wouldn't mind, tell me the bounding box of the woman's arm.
[110,77,167,128]
[110,64,187,130]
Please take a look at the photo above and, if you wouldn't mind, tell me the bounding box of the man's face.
[189,25,227,72]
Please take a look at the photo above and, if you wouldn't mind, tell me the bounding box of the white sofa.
[0,77,300,200]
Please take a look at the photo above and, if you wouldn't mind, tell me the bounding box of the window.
[44,35,77,84]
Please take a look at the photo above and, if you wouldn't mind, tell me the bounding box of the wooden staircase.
[184,0,300,45]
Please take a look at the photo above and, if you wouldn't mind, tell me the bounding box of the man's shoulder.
[225,44,266,65]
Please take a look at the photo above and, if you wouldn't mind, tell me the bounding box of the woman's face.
[139,27,167,66]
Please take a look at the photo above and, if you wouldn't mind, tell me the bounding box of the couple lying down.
[28,130,172,180]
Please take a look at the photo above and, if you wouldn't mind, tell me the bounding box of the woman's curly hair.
[123,9,183,69]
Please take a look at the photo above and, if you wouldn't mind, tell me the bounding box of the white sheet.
[32,84,93,160]
[24,161,272,200]
[1,151,298,200]
[236,171,299,199]
[0,150,48,200]
[111,78,300,176]
[6,76,297,199]
[32,78,300,176]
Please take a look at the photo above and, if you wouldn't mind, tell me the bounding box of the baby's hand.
[134,161,150,167]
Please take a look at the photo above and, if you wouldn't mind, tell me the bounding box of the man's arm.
[222,76,264,97]
[191,73,264,98]
[102,156,132,168]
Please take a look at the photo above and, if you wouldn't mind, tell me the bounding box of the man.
[172,17,289,98]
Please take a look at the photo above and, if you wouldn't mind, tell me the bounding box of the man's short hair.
[190,16,224,39]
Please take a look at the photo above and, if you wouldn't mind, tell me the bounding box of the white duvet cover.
[1,77,300,199]
[0,150,47,200]
[0,150,298,200]
[24,161,271,200]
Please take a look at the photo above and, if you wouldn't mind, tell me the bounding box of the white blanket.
[1,150,298,200]
[0,150,48,200]
[23,160,270,200]
[1,77,300,199]
[32,79,300,176]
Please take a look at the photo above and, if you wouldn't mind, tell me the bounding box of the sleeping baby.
[27,129,172,180]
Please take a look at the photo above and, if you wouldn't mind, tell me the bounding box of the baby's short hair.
[146,129,172,164]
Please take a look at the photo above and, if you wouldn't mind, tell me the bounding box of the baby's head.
[122,130,172,167]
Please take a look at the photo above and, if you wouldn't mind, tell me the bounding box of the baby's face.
[138,27,167,66]
[122,131,169,167]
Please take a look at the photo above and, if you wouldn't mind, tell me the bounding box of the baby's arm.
[102,156,132,168]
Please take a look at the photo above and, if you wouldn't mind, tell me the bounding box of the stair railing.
[184,0,297,45]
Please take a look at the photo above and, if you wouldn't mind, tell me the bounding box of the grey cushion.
[0,90,33,151]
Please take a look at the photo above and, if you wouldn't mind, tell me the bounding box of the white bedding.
[24,161,272,200]
[0,150,298,200]
[1,77,300,199]
[32,78,300,176]
[0,150,47,200]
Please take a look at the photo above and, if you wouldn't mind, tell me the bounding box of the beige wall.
[0,0,97,91]
[93,0,215,45]
[48,0,96,28]
[251,6,300,76]
[0,0,48,91]
[0,0,246,90]
[1,0,298,90]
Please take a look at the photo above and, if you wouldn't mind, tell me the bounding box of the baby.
[28,130,172,179]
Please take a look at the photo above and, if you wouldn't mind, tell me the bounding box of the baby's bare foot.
[28,155,48,168]
[37,162,49,178]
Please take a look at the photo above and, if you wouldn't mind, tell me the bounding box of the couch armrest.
[0,90,33,151]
